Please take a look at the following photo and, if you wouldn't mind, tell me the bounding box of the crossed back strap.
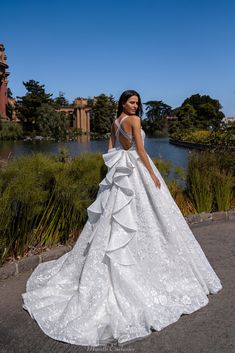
[114,116,133,143]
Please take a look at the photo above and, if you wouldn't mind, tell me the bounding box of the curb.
[0,210,235,281]
[185,210,235,224]
[0,245,73,281]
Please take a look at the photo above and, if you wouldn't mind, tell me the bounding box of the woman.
[22,90,222,347]
[108,90,161,189]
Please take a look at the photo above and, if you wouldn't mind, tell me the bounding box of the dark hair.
[117,90,143,118]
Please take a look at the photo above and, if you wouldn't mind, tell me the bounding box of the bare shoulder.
[130,115,141,126]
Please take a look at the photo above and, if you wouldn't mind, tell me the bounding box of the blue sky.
[1,0,235,116]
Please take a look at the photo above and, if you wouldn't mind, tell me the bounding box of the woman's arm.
[132,116,161,189]
[108,122,116,150]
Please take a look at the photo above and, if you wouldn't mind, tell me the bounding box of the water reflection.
[75,134,91,143]
[0,137,192,170]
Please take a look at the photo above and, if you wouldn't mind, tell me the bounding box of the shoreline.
[169,138,235,151]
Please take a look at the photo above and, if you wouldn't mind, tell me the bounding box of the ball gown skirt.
[22,128,222,347]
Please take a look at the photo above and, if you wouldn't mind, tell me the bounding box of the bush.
[0,150,234,265]
[166,179,196,215]
[153,157,193,215]
[0,153,61,264]
[32,152,106,247]
[170,129,235,148]
[0,152,105,265]
[0,121,23,140]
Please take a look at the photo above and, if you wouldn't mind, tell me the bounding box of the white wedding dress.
[22,116,222,346]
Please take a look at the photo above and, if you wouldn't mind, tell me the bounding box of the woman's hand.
[150,173,161,189]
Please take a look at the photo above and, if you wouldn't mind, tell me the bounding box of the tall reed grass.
[153,157,193,215]
[0,152,105,265]
[186,150,234,213]
[213,169,233,211]
[0,150,234,265]
[31,152,106,247]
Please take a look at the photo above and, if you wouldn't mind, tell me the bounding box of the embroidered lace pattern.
[22,122,222,346]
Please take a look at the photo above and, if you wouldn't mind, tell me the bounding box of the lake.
[0,136,192,170]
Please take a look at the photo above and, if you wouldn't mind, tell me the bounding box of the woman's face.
[122,95,139,115]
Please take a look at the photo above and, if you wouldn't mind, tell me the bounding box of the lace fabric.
[21,126,222,347]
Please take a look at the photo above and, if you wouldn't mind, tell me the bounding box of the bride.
[22,90,222,347]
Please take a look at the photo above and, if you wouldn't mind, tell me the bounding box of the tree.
[142,100,172,135]
[176,103,197,129]
[89,94,117,134]
[53,91,70,109]
[178,94,224,130]
[6,101,14,121]
[7,88,13,99]
[16,80,53,131]
[37,103,68,141]
[4,88,14,120]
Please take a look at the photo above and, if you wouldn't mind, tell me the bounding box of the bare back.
[113,115,145,154]
[113,115,134,150]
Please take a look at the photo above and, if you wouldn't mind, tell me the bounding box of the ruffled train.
[22,147,222,346]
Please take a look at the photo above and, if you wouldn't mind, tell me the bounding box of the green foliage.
[175,103,196,130]
[165,179,197,215]
[187,166,213,213]
[142,100,172,135]
[0,152,106,265]
[153,158,195,215]
[6,102,14,120]
[0,122,23,140]
[7,88,13,98]
[0,149,234,265]
[36,103,69,141]
[153,158,171,178]
[209,127,235,150]
[176,94,225,131]
[57,146,70,163]
[7,88,14,120]
[89,94,117,134]
[170,129,211,143]
[0,153,60,264]
[213,170,233,211]
[27,152,106,247]
[15,80,70,140]
[174,165,186,181]
[67,127,83,140]
[170,128,235,150]
[53,92,70,108]
[153,157,186,182]
[16,80,53,132]
[186,150,234,213]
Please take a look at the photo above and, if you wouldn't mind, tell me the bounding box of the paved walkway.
[0,220,234,353]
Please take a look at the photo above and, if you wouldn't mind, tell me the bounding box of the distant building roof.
[222,117,235,124]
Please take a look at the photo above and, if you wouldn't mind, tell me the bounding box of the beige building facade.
[58,98,91,133]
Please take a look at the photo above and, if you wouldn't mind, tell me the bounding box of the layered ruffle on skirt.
[22,147,222,346]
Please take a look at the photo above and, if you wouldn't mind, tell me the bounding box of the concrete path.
[0,220,234,353]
